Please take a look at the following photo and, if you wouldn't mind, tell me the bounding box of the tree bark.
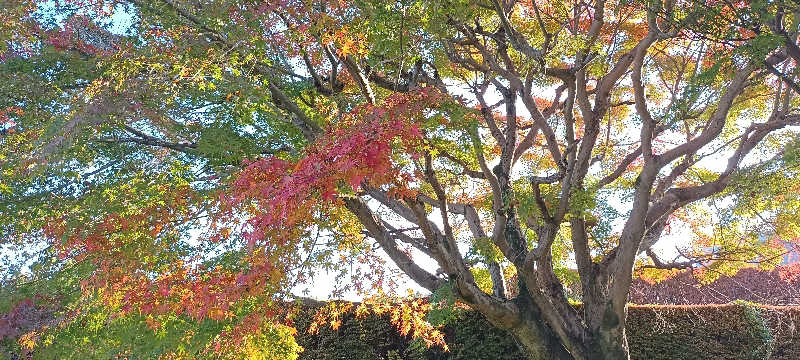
[509,320,574,360]
[477,290,573,360]
[498,296,632,360]
[585,330,629,360]
[583,303,630,360]
[510,311,630,360]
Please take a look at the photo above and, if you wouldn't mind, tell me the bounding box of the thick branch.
[343,198,443,292]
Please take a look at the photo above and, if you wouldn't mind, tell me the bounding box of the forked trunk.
[512,324,630,360]
[508,317,573,360]
[584,327,630,360]
[509,305,630,360]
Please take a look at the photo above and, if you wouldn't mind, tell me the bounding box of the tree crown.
[1,0,799,357]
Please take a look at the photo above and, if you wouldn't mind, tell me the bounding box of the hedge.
[760,305,800,359]
[293,303,800,360]
[624,303,774,360]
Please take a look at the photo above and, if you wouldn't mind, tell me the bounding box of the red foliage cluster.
[42,184,196,261]
[36,184,266,323]
[32,88,446,331]
[630,264,800,305]
[0,106,21,134]
[229,87,444,248]
[109,261,274,323]
[45,15,121,56]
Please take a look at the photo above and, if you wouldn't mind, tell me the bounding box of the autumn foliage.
[2,0,800,359]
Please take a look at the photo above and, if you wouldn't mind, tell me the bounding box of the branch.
[94,135,196,154]
[490,0,544,62]
[438,149,486,179]
[643,248,699,270]
[381,221,434,258]
[475,82,507,147]
[463,205,507,298]
[343,198,444,292]
[656,50,788,168]
[342,55,376,104]
[267,82,323,140]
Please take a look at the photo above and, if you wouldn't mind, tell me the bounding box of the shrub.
[295,303,800,360]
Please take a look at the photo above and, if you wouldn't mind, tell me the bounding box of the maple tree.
[2,0,800,359]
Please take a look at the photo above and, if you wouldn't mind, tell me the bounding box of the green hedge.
[293,303,800,360]
[760,305,800,359]
[625,303,773,360]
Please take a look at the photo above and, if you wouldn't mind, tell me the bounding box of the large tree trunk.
[588,332,629,360]
[510,317,630,360]
[508,316,574,360]
[503,298,632,360]
[581,301,631,360]
[492,295,573,360]
[584,321,630,360]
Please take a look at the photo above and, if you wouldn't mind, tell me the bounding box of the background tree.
[2,0,800,359]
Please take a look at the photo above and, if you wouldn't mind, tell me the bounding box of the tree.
[1,0,800,359]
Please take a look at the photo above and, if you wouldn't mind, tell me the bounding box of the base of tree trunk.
[509,318,574,360]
